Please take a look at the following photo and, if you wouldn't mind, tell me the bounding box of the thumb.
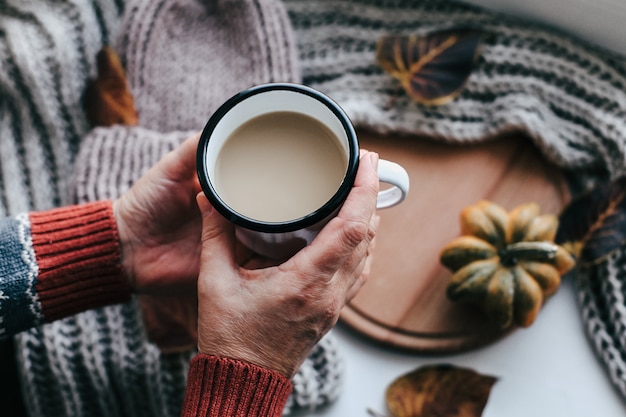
[196,192,236,270]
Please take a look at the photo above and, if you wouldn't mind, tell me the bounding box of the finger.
[344,255,369,302]
[342,150,379,216]
[159,131,202,183]
[334,151,379,246]
[292,151,379,277]
[366,214,380,260]
[344,214,379,301]
[196,192,237,272]
[175,131,201,173]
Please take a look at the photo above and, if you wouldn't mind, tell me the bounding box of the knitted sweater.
[0,201,291,416]
[3,0,626,416]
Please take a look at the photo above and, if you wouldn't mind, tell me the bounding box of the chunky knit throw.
[2,0,626,416]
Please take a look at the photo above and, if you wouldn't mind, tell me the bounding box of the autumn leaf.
[368,364,497,417]
[376,28,485,106]
[556,177,626,267]
[83,46,139,127]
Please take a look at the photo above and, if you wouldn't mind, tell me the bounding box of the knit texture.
[0,201,130,338]
[0,0,122,216]
[577,249,626,397]
[285,0,626,191]
[0,214,42,338]
[29,201,130,322]
[283,0,626,402]
[118,0,300,131]
[0,1,126,415]
[182,355,292,417]
[15,1,343,416]
[3,0,626,414]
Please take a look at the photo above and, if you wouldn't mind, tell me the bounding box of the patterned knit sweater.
[3,0,626,416]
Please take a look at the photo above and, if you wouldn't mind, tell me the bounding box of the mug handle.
[376,159,410,209]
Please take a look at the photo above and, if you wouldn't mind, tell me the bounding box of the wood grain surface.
[340,129,571,352]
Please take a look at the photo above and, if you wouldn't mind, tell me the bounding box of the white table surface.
[292,277,626,417]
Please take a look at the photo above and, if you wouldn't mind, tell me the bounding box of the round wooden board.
[340,130,571,353]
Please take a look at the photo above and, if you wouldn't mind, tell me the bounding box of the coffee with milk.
[215,111,348,222]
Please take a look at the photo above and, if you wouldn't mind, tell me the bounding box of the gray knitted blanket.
[1,0,625,416]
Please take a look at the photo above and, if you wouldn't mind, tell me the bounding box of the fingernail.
[369,152,379,170]
[196,192,213,215]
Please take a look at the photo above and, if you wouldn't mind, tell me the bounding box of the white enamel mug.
[197,83,409,259]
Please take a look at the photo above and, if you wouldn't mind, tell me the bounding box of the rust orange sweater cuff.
[29,200,131,322]
[182,354,293,417]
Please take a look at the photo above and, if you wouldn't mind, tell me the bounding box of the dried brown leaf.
[376,28,484,106]
[384,364,497,417]
[84,46,139,127]
[556,177,626,267]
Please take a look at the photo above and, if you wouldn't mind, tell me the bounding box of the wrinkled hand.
[196,151,380,377]
[113,133,202,295]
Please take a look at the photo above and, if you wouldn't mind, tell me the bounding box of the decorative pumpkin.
[439,200,575,329]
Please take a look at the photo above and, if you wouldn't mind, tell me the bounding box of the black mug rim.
[196,83,360,233]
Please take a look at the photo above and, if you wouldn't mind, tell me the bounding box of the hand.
[113,133,202,295]
[138,294,198,352]
[195,151,381,377]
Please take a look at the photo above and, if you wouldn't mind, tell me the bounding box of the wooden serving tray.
[340,130,571,352]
